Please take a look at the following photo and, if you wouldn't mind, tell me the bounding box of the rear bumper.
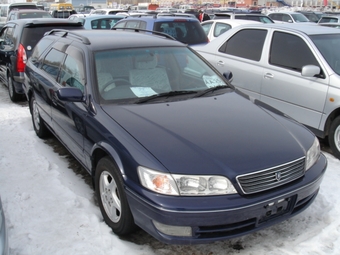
[13,73,25,94]
[126,153,327,245]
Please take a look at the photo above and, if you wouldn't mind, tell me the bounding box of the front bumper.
[126,153,327,245]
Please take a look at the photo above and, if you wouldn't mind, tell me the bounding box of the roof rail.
[111,27,176,41]
[45,29,90,45]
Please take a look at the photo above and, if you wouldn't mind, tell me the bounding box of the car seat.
[129,53,170,91]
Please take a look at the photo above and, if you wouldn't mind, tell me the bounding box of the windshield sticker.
[203,75,224,88]
[130,87,157,97]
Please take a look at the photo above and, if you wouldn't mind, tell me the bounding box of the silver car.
[0,196,8,255]
[193,23,340,160]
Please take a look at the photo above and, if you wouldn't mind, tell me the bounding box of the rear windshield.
[21,26,83,58]
[19,12,52,19]
[154,20,208,45]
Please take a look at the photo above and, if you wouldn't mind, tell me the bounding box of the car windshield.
[291,13,310,22]
[310,34,340,75]
[95,47,228,103]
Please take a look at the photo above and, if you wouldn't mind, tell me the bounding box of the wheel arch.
[324,107,340,137]
[91,142,125,187]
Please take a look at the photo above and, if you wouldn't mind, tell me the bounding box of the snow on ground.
[0,83,339,255]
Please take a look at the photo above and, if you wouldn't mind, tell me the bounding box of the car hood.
[101,92,309,177]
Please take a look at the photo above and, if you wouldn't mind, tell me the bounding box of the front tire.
[95,156,136,235]
[328,116,340,160]
[8,75,21,102]
[30,95,49,138]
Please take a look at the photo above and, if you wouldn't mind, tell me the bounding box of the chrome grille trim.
[236,157,305,194]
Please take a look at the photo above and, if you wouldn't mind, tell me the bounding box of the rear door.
[208,27,268,100]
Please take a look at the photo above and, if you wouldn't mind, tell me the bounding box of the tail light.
[17,44,27,72]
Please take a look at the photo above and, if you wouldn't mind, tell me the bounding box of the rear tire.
[30,95,50,138]
[95,156,136,235]
[328,116,340,160]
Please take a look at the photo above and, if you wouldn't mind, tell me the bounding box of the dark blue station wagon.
[23,29,327,244]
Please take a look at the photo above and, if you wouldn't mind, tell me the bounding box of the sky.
[0,83,340,255]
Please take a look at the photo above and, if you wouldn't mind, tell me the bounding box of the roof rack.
[111,27,176,41]
[45,29,91,45]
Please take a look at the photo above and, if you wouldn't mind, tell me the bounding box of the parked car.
[67,13,87,21]
[267,12,312,23]
[89,8,128,15]
[23,28,326,245]
[69,14,125,29]
[318,15,340,24]
[112,14,209,46]
[0,18,83,102]
[201,19,259,41]
[6,9,52,21]
[213,12,275,23]
[0,196,9,255]
[8,2,37,13]
[51,10,76,19]
[193,23,340,159]
[318,22,340,28]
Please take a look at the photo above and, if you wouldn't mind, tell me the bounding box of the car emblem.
[275,172,282,181]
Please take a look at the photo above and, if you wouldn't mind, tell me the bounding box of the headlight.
[138,166,237,196]
[306,137,320,171]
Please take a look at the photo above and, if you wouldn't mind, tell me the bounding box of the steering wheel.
[101,78,131,93]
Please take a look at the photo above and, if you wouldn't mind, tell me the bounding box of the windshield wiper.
[194,85,230,98]
[135,90,197,104]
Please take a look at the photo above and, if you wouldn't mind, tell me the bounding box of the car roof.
[84,14,126,20]
[201,19,260,25]
[230,23,340,35]
[9,9,48,13]
[6,18,83,27]
[47,29,184,50]
[123,15,199,21]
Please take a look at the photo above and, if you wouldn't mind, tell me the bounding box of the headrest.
[135,54,157,69]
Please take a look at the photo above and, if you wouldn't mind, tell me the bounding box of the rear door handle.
[264,73,274,79]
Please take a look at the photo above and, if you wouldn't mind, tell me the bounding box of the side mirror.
[57,87,84,102]
[301,65,321,77]
[223,71,233,83]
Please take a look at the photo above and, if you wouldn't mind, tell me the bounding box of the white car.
[201,19,259,41]
[193,23,340,159]
[267,12,313,23]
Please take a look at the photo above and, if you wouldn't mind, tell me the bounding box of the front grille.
[236,157,305,194]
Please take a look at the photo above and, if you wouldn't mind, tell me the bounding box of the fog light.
[153,221,192,237]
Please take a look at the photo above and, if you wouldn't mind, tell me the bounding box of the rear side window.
[270,31,319,72]
[154,20,207,45]
[41,48,65,80]
[218,29,267,61]
[30,37,55,65]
